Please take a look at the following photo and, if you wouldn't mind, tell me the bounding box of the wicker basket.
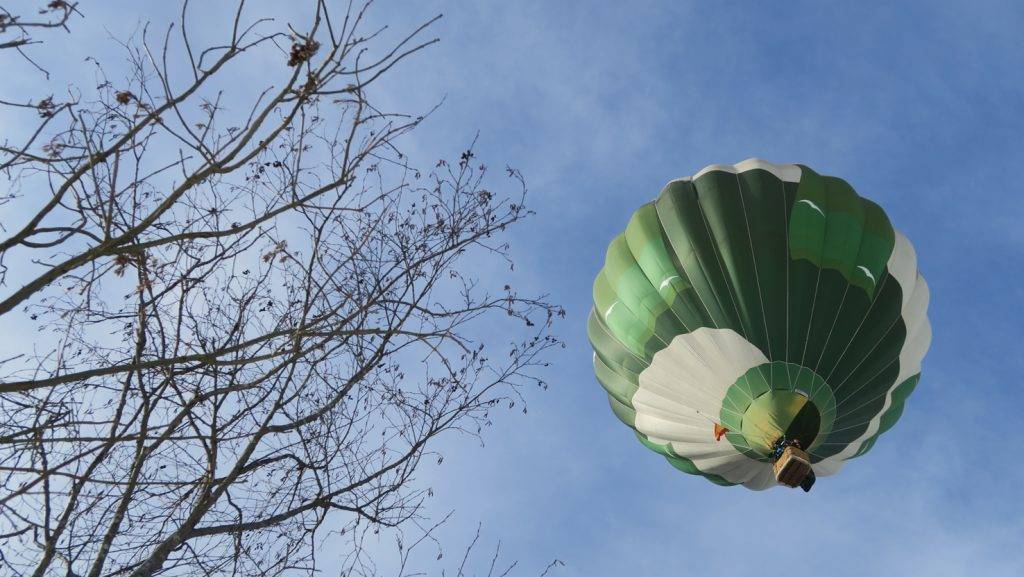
[773,446,812,488]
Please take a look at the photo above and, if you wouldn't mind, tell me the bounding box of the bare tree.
[0,2,562,576]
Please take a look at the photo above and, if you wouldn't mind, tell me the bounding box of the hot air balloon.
[589,159,930,491]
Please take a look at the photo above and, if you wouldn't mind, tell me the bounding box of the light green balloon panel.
[589,160,930,489]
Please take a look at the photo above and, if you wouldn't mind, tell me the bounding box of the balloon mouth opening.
[720,362,836,462]
[738,390,822,458]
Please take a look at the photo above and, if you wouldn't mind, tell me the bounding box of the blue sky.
[6,1,1024,575]
[379,3,1024,575]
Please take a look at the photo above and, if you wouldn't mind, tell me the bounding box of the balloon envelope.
[589,159,931,490]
